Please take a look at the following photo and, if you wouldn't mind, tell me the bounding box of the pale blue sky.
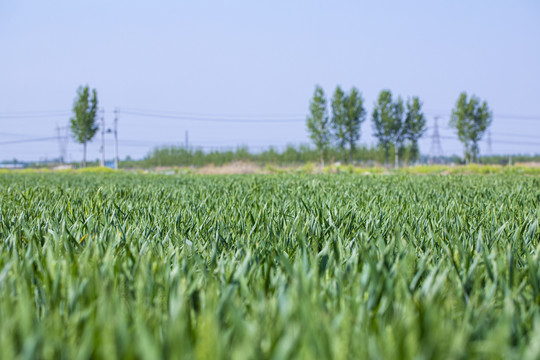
[1,0,539,162]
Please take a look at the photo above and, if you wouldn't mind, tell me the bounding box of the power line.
[119,110,305,123]
[492,114,540,121]
[0,137,58,145]
[487,139,540,146]
[1,106,538,162]
[425,112,540,122]
[119,107,305,119]
[2,133,531,150]
[1,134,534,150]
[488,132,539,140]
[0,131,41,138]
[0,112,71,119]
[437,135,540,147]
[2,107,539,121]
[430,126,540,140]
[0,109,70,115]
[0,135,300,148]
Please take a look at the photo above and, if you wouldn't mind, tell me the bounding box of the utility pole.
[429,116,444,164]
[114,108,119,170]
[185,130,189,149]
[100,109,105,167]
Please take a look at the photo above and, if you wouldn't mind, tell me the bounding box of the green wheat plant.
[0,173,539,359]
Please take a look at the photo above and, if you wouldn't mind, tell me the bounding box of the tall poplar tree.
[373,90,404,167]
[450,92,492,164]
[343,87,366,164]
[331,86,347,162]
[306,85,330,167]
[391,96,406,168]
[70,85,99,167]
[404,96,426,164]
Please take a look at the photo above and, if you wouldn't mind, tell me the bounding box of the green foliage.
[299,162,316,174]
[0,173,539,359]
[392,96,406,164]
[404,96,427,163]
[450,92,493,164]
[136,144,389,168]
[372,90,393,163]
[76,166,116,174]
[331,86,347,161]
[372,91,427,168]
[372,90,405,166]
[306,85,330,166]
[343,87,366,164]
[70,85,99,167]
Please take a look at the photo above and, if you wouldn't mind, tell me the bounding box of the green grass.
[0,173,539,359]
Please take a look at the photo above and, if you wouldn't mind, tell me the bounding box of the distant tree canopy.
[137,143,394,168]
[331,86,366,164]
[450,92,492,164]
[307,86,426,167]
[372,90,400,166]
[331,86,347,161]
[70,85,99,167]
[125,144,539,169]
[343,88,366,163]
[404,97,427,163]
[306,85,330,166]
[372,91,427,168]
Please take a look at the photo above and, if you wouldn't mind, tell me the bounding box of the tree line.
[67,85,493,167]
[133,144,410,168]
[306,85,493,167]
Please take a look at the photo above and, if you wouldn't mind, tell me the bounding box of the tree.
[372,90,393,165]
[404,96,427,164]
[307,85,330,167]
[330,86,347,162]
[343,87,366,164]
[70,86,99,167]
[372,90,404,167]
[449,92,492,164]
[391,96,406,169]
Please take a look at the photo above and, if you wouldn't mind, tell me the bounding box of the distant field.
[4,162,540,176]
[0,173,539,359]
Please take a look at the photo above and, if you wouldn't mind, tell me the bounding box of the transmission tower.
[429,116,444,164]
[56,124,69,164]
